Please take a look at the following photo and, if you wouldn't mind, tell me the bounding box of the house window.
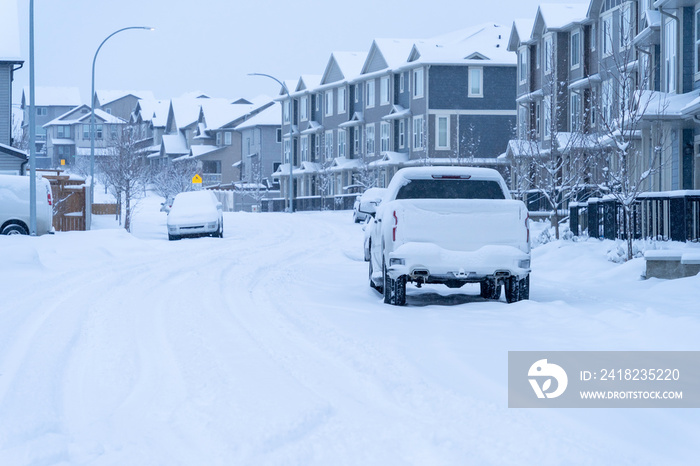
[436,115,449,149]
[380,121,390,152]
[202,160,221,174]
[366,80,375,108]
[543,97,551,139]
[36,107,47,116]
[571,31,580,69]
[591,24,596,51]
[535,102,541,138]
[110,125,117,141]
[602,79,613,123]
[283,139,291,164]
[468,67,483,97]
[325,90,334,116]
[57,125,71,138]
[619,2,632,49]
[354,83,361,103]
[398,119,405,149]
[590,88,597,127]
[535,44,540,69]
[325,130,334,160]
[224,132,232,146]
[665,18,677,93]
[380,76,390,105]
[338,129,347,157]
[400,72,405,92]
[301,135,309,162]
[337,87,346,114]
[366,124,375,155]
[413,68,424,98]
[413,115,424,149]
[353,127,361,155]
[313,134,320,161]
[283,100,290,123]
[276,128,282,142]
[544,34,553,74]
[570,92,581,132]
[301,96,308,120]
[316,93,321,112]
[602,14,613,57]
[95,124,103,140]
[518,48,527,84]
[518,106,528,139]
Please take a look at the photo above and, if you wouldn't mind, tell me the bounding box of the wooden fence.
[92,203,118,215]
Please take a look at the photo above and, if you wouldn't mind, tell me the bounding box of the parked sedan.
[352,187,387,223]
[166,190,223,240]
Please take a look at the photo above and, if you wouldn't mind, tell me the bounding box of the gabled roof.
[22,87,82,108]
[162,133,190,155]
[0,0,21,62]
[508,18,536,51]
[0,143,27,161]
[43,104,126,127]
[95,90,156,107]
[295,75,322,93]
[132,99,169,127]
[361,39,415,74]
[320,51,366,85]
[167,98,205,132]
[199,96,274,130]
[534,3,589,33]
[235,102,281,130]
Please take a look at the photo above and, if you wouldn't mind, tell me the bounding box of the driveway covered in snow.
[1,200,698,465]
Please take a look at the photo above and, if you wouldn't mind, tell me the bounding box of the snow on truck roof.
[387,167,510,199]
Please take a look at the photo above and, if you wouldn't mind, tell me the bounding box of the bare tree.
[151,159,197,201]
[11,110,27,151]
[459,122,481,165]
[99,125,150,232]
[241,157,268,211]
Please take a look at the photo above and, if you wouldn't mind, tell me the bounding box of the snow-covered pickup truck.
[364,167,531,305]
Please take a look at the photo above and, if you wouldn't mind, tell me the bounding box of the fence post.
[569,203,579,236]
[588,199,599,238]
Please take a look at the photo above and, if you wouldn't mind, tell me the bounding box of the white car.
[166,190,223,240]
[353,187,387,223]
[0,174,54,236]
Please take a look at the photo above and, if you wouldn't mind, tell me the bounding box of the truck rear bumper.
[387,242,530,282]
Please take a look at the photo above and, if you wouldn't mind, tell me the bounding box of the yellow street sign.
[192,174,202,184]
[60,159,66,166]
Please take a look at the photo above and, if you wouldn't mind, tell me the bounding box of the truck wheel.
[480,280,501,300]
[504,276,521,303]
[519,275,530,300]
[392,275,407,306]
[2,223,29,235]
[369,259,382,293]
[383,260,392,304]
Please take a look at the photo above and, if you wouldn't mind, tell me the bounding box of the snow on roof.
[200,98,273,130]
[76,147,111,156]
[178,91,211,99]
[330,156,363,172]
[296,75,322,92]
[405,23,515,67]
[189,145,221,159]
[537,3,589,31]
[162,134,190,155]
[43,105,126,127]
[639,89,700,119]
[22,87,82,107]
[96,90,156,106]
[321,51,367,84]
[169,98,205,130]
[235,102,281,130]
[363,38,416,72]
[0,0,21,61]
[134,99,169,126]
[509,18,536,50]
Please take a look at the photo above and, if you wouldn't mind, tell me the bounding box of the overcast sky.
[14,0,551,104]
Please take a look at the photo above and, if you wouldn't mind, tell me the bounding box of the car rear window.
[396,179,505,200]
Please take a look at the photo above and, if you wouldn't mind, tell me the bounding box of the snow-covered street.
[1,197,699,465]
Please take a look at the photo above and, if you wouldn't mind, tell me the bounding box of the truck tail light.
[47,189,52,206]
[525,212,530,243]
[392,210,398,242]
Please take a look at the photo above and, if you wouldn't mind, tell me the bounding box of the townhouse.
[0,0,26,174]
[275,24,517,211]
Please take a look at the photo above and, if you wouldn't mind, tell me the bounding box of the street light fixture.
[89,26,154,228]
[248,73,294,213]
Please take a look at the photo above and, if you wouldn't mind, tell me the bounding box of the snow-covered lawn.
[1,195,699,465]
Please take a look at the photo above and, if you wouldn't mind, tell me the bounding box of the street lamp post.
[248,73,294,213]
[90,26,153,227]
[28,0,36,235]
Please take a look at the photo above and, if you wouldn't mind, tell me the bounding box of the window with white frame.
[518,106,528,139]
[366,124,375,155]
[544,34,553,74]
[543,97,551,139]
[301,96,308,120]
[338,129,347,157]
[413,115,424,149]
[301,135,309,162]
[224,131,232,146]
[535,101,541,138]
[619,76,634,117]
[276,128,282,142]
[619,2,633,50]
[518,48,527,84]
[413,68,424,98]
[353,127,361,155]
[400,72,405,92]
[535,44,540,69]
[571,30,581,69]
[366,80,375,108]
[602,79,613,123]
[338,87,346,114]
[570,92,581,132]
[354,83,361,103]
[380,121,390,152]
[468,67,483,97]
[602,14,613,57]
[399,119,405,148]
[591,23,596,51]
[216,132,222,146]
[436,115,449,149]
[325,90,334,116]
[316,93,321,112]
[665,18,677,93]
[284,138,291,164]
[590,88,597,127]
[324,130,334,160]
[380,76,390,105]
[283,100,290,123]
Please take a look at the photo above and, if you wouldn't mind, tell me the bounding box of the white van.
[0,174,54,235]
